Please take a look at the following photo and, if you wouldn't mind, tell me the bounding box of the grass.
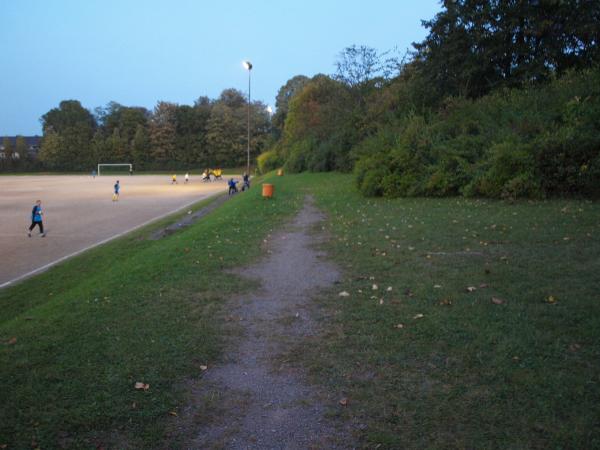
[0,173,303,448]
[2,171,599,449]
[287,173,600,449]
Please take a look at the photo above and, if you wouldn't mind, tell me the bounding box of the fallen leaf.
[200,365,208,371]
[372,284,378,290]
[545,295,558,304]
[386,286,393,292]
[439,298,452,306]
[7,337,17,345]
[339,398,348,406]
[338,291,350,297]
[479,283,489,288]
[413,313,424,319]
[134,382,150,391]
[404,288,414,297]
[395,323,404,329]
[169,411,178,416]
[466,286,477,292]
[569,343,581,352]
[491,297,505,305]
[379,299,384,305]
[434,284,442,289]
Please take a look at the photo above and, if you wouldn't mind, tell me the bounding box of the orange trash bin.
[262,183,274,198]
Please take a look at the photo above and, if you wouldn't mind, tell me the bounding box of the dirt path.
[183,197,352,449]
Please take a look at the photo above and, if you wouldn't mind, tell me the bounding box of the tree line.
[34,88,271,171]
[261,0,600,198]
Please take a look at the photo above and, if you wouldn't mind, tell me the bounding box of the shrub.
[257,150,281,174]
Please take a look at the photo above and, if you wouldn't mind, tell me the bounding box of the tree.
[40,100,96,170]
[15,136,27,160]
[271,75,309,137]
[131,124,150,168]
[149,102,178,167]
[38,131,63,169]
[412,0,600,99]
[1,137,13,170]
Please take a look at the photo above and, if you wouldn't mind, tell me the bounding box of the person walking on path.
[112,180,120,201]
[28,200,45,237]
[172,174,178,184]
[185,172,189,183]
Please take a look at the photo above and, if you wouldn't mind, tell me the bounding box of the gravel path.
[185,197,352,449]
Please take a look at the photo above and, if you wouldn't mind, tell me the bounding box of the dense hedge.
[354,69,600,199]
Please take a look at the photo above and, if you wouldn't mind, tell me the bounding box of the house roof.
[1,136,42,149]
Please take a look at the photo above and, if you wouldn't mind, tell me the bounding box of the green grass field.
[1,173,599,449]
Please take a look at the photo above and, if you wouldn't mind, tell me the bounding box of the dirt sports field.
[0,174,228,287]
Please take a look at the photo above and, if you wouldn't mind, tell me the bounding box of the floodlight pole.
[244,61,253,175]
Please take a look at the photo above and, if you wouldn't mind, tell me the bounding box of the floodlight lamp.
[243,60,253,70]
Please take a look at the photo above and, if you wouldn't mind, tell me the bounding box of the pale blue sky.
[0,0,441,135]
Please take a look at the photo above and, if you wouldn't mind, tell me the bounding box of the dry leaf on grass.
[439,298,452,306]
[386,286,393,292]
[491,297,505,305]
[479,283,489,288]
[466,286,477,292]
[338,291,350,297]
[339,398,348,406]
[169,411,178,416]
[395,323,404,329]
[134,382,150,391]
[200,365,208,371]
[7,337,17,345]
[413,313,424,319]
[372,284,378,290]
[569,343,581,352]
[545,295,558,304]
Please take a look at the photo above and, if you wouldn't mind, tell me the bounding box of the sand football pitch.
[0,174,228,287]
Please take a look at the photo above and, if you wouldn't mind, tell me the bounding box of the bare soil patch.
[178,197,354,449]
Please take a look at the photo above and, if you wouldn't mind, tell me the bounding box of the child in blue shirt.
[28,200,45,237]
[228,178,238,195]
[113,180,120,201]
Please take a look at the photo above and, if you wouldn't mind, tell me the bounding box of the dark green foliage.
[267,2,600,199]
[413,0,600,99]
[257,148,281,174]
[33,90,272,172]
[355,69,600,199]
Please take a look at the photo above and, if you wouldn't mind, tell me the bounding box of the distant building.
[0,136,42,159]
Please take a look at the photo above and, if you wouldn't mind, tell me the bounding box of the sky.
[0,0,441,136]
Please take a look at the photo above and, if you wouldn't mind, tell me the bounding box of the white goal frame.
[97,163,132,176]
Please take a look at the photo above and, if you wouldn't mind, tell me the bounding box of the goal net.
[97,163,133,176]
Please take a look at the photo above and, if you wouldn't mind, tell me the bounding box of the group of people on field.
[27,170,250,237]
[228,173,250,195]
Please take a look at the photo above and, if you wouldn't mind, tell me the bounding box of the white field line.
[0,192,223,290]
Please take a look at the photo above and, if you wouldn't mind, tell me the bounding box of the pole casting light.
[243,60,252,174]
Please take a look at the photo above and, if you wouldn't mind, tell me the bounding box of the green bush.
[257,149,281,174]
[353,69,600,199]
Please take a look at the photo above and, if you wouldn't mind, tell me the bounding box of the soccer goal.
[97,163,133,176]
